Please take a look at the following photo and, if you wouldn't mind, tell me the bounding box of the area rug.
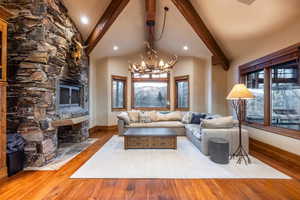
[25,138,98,171]
[71,136,290,179]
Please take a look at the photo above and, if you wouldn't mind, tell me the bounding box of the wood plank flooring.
[0,131,300,200]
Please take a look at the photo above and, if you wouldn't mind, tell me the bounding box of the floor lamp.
[227,84,254,164]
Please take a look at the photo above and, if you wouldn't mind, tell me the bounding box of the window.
[271,61,300,131]
[112,75,127,111]
[239,43,300,139]
[132,73,170,110]
[246,70,264,124]
[175,75,189,110]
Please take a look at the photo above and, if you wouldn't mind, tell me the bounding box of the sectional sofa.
[117,111,249,155]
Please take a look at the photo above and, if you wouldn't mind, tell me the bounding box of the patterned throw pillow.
[182,112,192,124]
[140,112,152,123]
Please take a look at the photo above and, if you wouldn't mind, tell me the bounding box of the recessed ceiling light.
[80,16,89,25]
[113,45,119,51]
[183,45,189,51]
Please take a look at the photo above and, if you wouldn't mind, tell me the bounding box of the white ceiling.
[63,0,111,40]
[63,0,300,60]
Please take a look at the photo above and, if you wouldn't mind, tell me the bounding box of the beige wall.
[226,19,300,155]
[211,64,228,116]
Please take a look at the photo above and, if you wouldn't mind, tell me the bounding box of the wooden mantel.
[52,115,89,127]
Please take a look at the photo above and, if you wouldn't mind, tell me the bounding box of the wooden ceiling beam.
[145,0,156,47]
[85,0,130,55]
[171,0,230,70]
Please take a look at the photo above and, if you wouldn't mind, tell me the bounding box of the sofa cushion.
[201,116,234,129]
[127,111,140,122]
[126,121,185,128]
[185,124,201,139]
[117,112,130,125]
[191,113,206,124]
[156,111,182,121]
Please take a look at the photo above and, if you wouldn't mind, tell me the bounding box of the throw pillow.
[116,112,130,125]
[191,113,206,124]
[127,111,140,122]
[182,112,192,124]
[139,112,152,123]
[201,116,234,129]
[148,111,158,122]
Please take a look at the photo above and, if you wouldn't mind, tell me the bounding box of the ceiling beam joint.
[171,0,230,70]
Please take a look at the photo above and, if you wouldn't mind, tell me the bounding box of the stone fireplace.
[1,0,89,167]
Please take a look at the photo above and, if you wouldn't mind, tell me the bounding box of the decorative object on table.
[227,83,254,164]
[208,138,229,164]
[128,7,178,74]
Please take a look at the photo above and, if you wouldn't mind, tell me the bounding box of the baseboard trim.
[0,167,7,182]
[249,138,300,168]
[89,125,118,134]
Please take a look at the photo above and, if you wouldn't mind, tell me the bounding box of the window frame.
[174,75,190,111]
[239,43,300,140]
[131,73,170,111]
[111,75,127,111]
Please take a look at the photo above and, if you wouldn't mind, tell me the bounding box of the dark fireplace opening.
[58,80,83,109]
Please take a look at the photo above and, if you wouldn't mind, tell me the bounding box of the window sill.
[175,108,190,111]
[112,108,127,112]
[243,121,300,140]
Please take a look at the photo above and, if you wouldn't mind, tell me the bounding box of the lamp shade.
[227,84,255,100]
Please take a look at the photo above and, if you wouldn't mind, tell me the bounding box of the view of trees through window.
[133,82,168,108]
[112,77,126,109]
[175,76,189,109]
[246,70,264,124]
[271,61,300,131]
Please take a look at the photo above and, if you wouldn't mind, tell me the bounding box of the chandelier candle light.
[226,83,255,165]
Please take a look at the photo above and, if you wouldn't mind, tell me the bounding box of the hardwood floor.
[0,131,300,200]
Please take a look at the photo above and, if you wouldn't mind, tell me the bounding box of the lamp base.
[230,145,251,165]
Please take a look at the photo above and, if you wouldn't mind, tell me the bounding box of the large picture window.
[175,75,189,110]
[271,61,300,131]
[112,75,127,111]
[239,43,300,139]
[132,73,170,110]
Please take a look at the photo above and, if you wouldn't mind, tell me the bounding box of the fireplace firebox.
[58,80,83,109]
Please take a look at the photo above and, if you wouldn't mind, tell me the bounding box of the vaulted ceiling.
[63,0,300,62]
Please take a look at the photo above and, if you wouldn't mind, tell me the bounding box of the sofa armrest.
[118,119,126,136]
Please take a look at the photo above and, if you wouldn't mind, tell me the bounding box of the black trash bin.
[6,133,25,176]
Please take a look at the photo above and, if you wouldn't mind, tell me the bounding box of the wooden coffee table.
[123,128,177,149]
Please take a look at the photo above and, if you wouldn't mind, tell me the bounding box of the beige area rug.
[71,136,290,179]
[25,138,98,171]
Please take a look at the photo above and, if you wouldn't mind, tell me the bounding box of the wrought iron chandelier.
[129,6,178,74]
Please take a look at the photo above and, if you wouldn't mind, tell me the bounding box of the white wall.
[226,19,300,155]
